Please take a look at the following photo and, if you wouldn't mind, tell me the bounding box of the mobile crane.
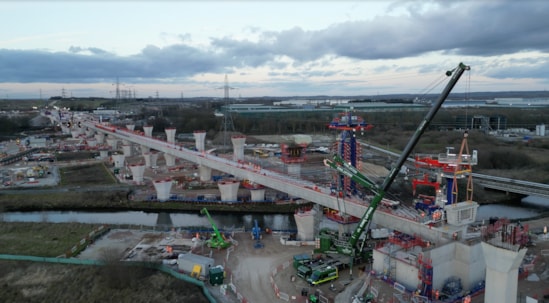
[200,207,232,249]
[324,63,471,257]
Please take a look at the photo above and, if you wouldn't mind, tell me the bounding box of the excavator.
[200,207,232,249]
[323,63,471,259]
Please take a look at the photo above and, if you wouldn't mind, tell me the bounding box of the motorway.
[82,120,469,244]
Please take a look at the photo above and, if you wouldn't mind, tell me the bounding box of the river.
[1,196,548,229]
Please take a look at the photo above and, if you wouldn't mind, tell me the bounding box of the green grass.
[0,222,102,257]
[59,163,118,186]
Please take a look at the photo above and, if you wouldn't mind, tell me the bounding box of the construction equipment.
[306,265,339,286]
[251,219,264,248]
[324,63,470,258]
[200,207,232,249]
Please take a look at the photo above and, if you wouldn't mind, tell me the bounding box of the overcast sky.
[1,0,548,99]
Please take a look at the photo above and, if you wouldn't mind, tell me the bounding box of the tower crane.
[323,63,471,257]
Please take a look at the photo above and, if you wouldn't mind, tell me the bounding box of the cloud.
[1,0,548,85]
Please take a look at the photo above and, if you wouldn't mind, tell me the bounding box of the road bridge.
[83,121,470,244]
[362,142,549,199]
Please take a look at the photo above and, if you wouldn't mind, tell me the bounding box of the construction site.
[5,63,549,302]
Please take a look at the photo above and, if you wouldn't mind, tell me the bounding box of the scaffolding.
[418,253,433,298]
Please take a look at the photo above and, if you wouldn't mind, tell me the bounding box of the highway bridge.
[362,142,549,199]
[82,120,475,244]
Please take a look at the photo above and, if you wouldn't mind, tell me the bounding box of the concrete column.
[165,127,176,143]
[85,128,95,138]
[95,132,105,144]
[122,144,132,157]
[294,208,317,241]
[99,150,109,159]
[126,124,135,131]
[231,135,246,162]
[61,125,70,135]
[71,130,80,139]
[143,125,153,137]
[218,180,240,201]
[481,242,527,303]
[199,165,212,182]
[153,178,172,202]
[106,138,118,150]
[143,152,160,168]
[250,188,266,201]
[164,153,176,167]
[141,145,150,155]
[87,138,97,148]
[129,163,145,183]
[287,163,301,178]
[193,130,207,152]
[111,154,125,168]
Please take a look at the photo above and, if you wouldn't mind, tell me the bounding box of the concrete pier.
[164,153,176,167]
[194,130,206,152]
[153,178,173,202]
[111,154,125,168]
[129,163,145,183]
[122,144,132,157]
[143,126,153,137]
[106,138,118,150]
[85,128,95,138]
[199,165,212,182]
[140,145,150,155]
[143,152,159,168]
[86,138,97,148]
[95,132,105,144]
[250,188,266,201]
[126,124,135,131]
[231,135,246,162]
[99,150,109,159]
[218,180,240,201]
[71,130,80,139]
[294,208,316,241]
[165,127,176,143]
[481,242,527,303]
[286,163,301,178]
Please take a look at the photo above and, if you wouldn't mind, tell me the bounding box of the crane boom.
[200,207,231,249]
[326,63,470,254]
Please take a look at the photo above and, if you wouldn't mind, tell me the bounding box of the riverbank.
[0,189,310,213]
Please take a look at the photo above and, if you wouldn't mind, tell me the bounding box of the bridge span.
[84,121,471,244]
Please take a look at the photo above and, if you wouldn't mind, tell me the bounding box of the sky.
[1,0,548,99]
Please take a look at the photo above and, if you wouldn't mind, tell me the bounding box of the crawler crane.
[324,63,471,258]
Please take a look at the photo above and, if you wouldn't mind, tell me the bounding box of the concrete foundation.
[250,189,266,201]
[129,164,145,183]
[199,165,212,182]
[218,180,240,201]
[153,178,173,202]
[481,242,527,303]
[194,130,207,152]
[165,127,176,143]
[111,154,125,168]
[164,153,176,167]
[231,135,246,162]
[143,126,153,137]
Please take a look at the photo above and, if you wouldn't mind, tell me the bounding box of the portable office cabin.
[177,253,215,278]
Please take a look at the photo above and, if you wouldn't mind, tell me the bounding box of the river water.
[2,197,548,229]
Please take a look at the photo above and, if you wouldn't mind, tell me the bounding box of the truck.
[323,63,470,259]
[307,265,339,286]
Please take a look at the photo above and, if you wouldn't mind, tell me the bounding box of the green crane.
[200,207,232,249]
[324,63,471,256]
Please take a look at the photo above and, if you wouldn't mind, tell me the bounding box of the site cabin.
[307,266,338,286]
